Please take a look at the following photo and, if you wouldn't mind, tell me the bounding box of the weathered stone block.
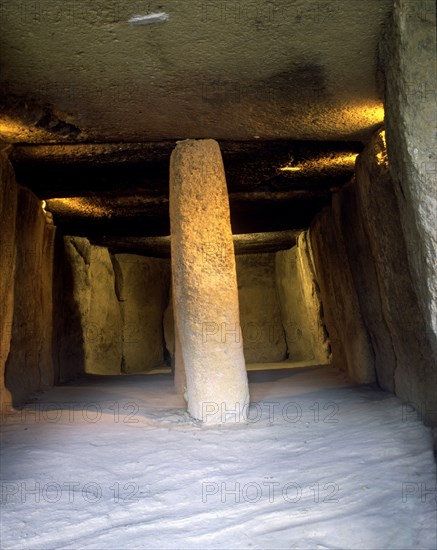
[0,152,18,408]
[380,0,437,352]
[276,232,330,364]
[5,184,56,404]
[64,238,122,375]
[355,131,436,415]
[236,253,287,363]
[170,139,249,423]
[112,254,170,373]
[310,200,375,384]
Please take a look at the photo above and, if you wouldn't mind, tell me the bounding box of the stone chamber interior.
[0,1,436,453]
[0,1,436,546]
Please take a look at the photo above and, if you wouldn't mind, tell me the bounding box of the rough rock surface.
[85,245,123,375]
[52,234,85,384]
[173,317,187,396]
[276,232,330,364]
[0,1,391,143]
[310,198,375,384]
[170,139,249,422]
[337,177,396,392]
[163,287,175,364]
[4,184,56,404]
[112,254,170,373]
[0,152,17,409]
[236,253,286,363]
[380,0,437,356]
[310,126,436,443]
[165,253,289,366]
[354,131,436,419]
[63,238,122,375]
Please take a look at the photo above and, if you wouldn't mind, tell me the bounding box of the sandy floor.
[1,365,436,549]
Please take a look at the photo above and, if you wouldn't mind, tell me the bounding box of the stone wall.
[61,237,171,375]
[164,251,318,366]
[380,0,436,435]
[310,186,376,384]
[310,130,437,440]
[335,177,396,392]
[62,238,122,375]
[1,152,57,407]
[62,242,290,377]
[52,235,86,383]
[236,253,287,363]
[275,232,330,364]
[379,0,437,358]
[0,151,17,409]
[112,254,170,373]
[355,131,435,419]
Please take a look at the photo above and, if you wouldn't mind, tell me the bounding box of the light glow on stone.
[46,197,110,218]
[0,118,28,138]
[279,152,359,174]
[376,130,388,166]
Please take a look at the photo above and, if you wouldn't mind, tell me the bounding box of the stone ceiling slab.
[0,0,391,143]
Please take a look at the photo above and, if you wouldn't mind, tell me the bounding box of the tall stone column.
[170,139,249,423]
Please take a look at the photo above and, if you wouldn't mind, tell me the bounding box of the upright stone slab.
[112,254,170,373]
[0,152,18,409]
[63,238,122,375]
[310,201,376,384]
[170,139,249,423]
[380,0,437,350]
[275,231,331,364]
[236,253,287,363]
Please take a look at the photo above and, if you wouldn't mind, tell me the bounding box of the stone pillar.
[170,139,249,423]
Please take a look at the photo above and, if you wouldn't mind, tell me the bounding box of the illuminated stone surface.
[354,132,436,423]
[0,1,390,143]
[0,153,17,408]
[2,154,56,405]
[113,254,170,373]
[310,198,376,384]
[170,139,249,423]
[236,253,287,363]
[63,238,122,375]
[380,0,437,354]
[276,231,330,364]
